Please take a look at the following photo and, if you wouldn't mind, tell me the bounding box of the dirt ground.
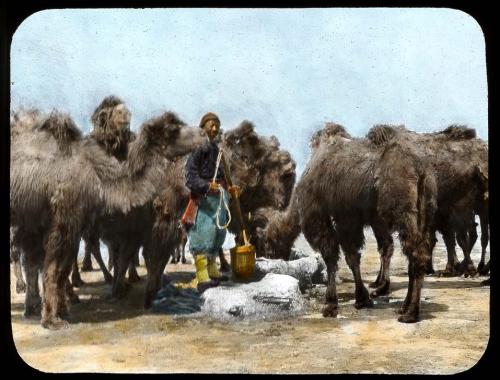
[10,231,490,374]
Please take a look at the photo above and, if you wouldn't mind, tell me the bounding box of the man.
[182,112,240,293]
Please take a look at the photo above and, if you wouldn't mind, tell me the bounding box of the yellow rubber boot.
[195,254,219,293]
[208,255,229,281]
[194,254,210,283]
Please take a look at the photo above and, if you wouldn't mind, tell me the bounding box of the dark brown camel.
[258,123,437,323]
[366,125,489,290]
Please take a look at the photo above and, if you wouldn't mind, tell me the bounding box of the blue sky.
[11,8,487,174]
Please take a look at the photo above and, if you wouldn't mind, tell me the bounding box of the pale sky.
[11,8,488,174]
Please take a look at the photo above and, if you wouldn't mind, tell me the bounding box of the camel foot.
[461,262,477,278]
[128,272,141,283]
[354,290,374,309]
[322,303,338,318]
[181,257,187,264]
[397,311,419,323]
[112,283,131,299]
[370,280,391,298]
[24,301,42,318]
[42,316,69,330]
[477,262,489,276]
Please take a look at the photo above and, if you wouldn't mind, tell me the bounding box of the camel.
[255,123,395,299]
[70,95,133,287]
[142,121,297,308]
[366,125,489,290]
[257,122,438,323]
[10,108,205,329]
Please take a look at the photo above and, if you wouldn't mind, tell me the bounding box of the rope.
[213,148,232,230]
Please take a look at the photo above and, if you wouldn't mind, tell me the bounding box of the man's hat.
[199,112,220,128]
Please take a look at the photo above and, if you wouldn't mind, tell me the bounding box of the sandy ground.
[10,230,490,374]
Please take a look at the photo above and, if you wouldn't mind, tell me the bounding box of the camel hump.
[36,110,82,155]
[438,125,476,140]
[366,124,401,146]
[323,122,351,139]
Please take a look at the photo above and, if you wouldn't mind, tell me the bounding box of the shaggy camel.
[258,122,437,323]
[71,95,132,287]
[366,125,488,289]
[143,121,297,308]
[10,108,205,329]
[256,123,395,299]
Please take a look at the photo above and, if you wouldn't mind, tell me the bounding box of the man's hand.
[228,185,241,198]
[209,181,220,191]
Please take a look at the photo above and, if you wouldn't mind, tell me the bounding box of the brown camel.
[71,95,132,287]
[258,122,438,323]
[366,125,488,289]
[10,108,205,329]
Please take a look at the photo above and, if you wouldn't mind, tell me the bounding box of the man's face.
[203,119,220,141]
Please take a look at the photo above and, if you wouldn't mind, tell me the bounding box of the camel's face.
[109,103,131,132]
[255,226,289,259]
[161,123,207,160]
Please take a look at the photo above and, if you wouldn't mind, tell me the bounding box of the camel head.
[223,121,296,211]
[255,223,292,260]
[92,95,131,134]
[139,111,206,160]
[90,96,133,159]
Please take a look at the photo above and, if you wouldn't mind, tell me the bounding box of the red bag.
[180,194,199,228]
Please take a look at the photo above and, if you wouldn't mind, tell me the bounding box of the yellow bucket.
[230,244,256,281]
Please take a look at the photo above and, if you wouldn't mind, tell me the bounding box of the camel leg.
[107,248,114,271]
[425,232,437,275]
[14,256,27,294]
[301,210,340,317]
[457,224,477,278]
[219,248,231,273]
[127,247,141,283]
[369,223,394,297]
[71,258,85,287]
[110,245,130,299]
[81,239,94,272]
[144,242,172,309]
[42,224,80,329]
[345,248,373,309]
[477,214,489,275]
[398,235,431,323]
[21,241,43,318]
[338,223,373,309]
[87,236,113,283]
[439,228,461,276]
[181,238,187,264]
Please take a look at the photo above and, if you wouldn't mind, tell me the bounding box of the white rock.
[201,273,305,321]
